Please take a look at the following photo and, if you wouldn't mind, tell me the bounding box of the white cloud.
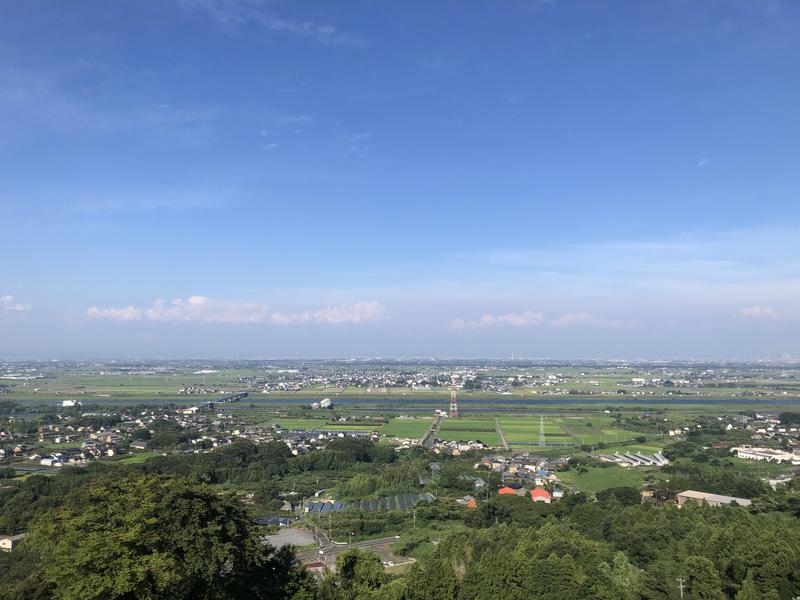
[452,310,636,330]
[143,296,268,323]
[177,0,369,47]
[86,297,382,325]
[86,305,143,321]
[451,311,546,330]
[550,313,637,328]
[697,157,711,168]
[270,302,383,325]
[740,305,779,320]
[551,312,607,328]
[0,294,31,312]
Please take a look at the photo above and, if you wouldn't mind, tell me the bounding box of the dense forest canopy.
[2,438,800,599]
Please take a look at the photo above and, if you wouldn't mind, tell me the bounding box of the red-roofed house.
[498,486,517,495]
[306,561,327,576]
[531,487,551,503]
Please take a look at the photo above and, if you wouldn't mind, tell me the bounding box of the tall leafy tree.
[686,556,725,600]
[735,570,759,600]
[20,474,314,600]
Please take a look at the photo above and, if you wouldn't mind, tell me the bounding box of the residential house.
[0,534,26,552]
[531,487,552,504]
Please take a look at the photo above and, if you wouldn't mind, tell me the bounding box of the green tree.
[734,570,758,600]
[598,551,643,600]
[686,555,725,600]
[337,549,387,597]
[21,474,314,600]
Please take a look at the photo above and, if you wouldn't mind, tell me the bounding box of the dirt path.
[494,416,509,450]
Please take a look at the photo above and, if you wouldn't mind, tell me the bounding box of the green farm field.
[497,414,651,448]
[439,418,496,432]
[558,465,653,492]
[380,418,433,438]
[320,424,379,431]
[112,451,163,465]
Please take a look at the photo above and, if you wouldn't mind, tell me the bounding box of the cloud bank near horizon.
[86,296,383,325]
[1,295,31,312]
[450,311,637,330]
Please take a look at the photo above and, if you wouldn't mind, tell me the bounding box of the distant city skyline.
[2,0,800,358]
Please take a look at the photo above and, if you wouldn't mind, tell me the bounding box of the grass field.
[558,465,652,492]
[380,418,433,438]
[321,423,378,431]
[113,451,162,464]
[499,416,572,445]
[439,418,496,432]
[497,414,652,449]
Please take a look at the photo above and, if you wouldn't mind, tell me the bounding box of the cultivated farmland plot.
[380,418,433,438]
[439,419,496,431]
[497,415,650,448]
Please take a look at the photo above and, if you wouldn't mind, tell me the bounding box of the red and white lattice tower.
[449,385,459,419]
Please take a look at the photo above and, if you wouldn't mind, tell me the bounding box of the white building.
[0,534,26,552]
[677,490,751,508]
[732,447,800,465]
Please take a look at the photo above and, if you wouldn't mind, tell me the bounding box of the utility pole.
[413,509,416,530]
[676,577,685,600]
[349,532,353,546]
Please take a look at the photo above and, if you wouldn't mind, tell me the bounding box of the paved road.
[264,528,316,549]
[296,534,400,562]
[420,414,443,448]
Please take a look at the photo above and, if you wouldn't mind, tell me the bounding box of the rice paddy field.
[439,418,496,432]
[496,414,651,449]
[379,418,434,438]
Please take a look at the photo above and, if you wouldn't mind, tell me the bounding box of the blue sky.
[1,0,799,358]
